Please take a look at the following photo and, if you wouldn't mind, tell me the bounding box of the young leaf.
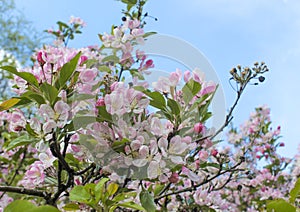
[139,190,156,212]
[102,55,120,64]
[72,116,97,130]
[26,206,60,212]
[117,201,146,211]
[69,185,92,204]
[1,66,39,88]
[107,183,119,197]
[21,91,45,105]
[56,52,81,89]
[62,203,80,211]
[40,82,58,105]
[95,177,110,203]
[267,199,296,212]
[167,98,180,116]
[97,106,113,122]
[143,32,157,38]
[5,135,38,151]
[4,200,60,212]
[0,98,21,111]
[4,200,35,212]
[182,79,201,104]
[289,178,300,204]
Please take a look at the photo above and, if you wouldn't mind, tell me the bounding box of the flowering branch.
[155,158,245,202]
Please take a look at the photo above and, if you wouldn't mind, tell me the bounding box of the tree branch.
[0,186,50,199]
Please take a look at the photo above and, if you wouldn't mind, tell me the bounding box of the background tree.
[0,0,43,98]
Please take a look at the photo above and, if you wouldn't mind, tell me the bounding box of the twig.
[154,160,244,201]
[0,186,50,199]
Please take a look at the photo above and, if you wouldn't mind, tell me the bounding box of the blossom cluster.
[0,6,299,211]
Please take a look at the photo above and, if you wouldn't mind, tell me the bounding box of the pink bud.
[14,126,23,132]
[145,59,154,68]
[194,123,204,134]
[211,149,218,157]
[279,142,285,147]
[37,51,46,66]
[80,55,88,65]
[96,98,105,106]
[169,172,179,184]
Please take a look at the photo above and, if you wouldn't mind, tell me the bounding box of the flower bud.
[96,98,105,106]
[169,172,179,183]
[194,123,204,134]
[211,149,218,157]
[37,51,46,66]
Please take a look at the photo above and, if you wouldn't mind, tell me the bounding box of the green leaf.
[139,190,156,212]
[21,91,45,105]
[57,21,69,29]
[107,183,119,197]
[112,138,130,153]
[267,199,296,212]
[167,98,180,116]
[98,65,112,73]
[153,184,165,196]
[55,52,81,89]
[25,123,38,137]
[4,200,35,212]
[117,201,146,211]
[1,66,39,88]
[4,200,60,212]
[5,134,38,151]
[97,106,113,122]
[142,90,166,110]
[27,206,60,212]
[290,178,300,203]
[65,153,80,167]
[0,98,21,111]
[112,191,137,202]
[182,79,201,104]
[95,177,110,202]
[72,116,97,130]
[40,82,58,105]
[143,32,157,38]
[102,55,120,64]
[62,203,80,211]
[69,185,92,203]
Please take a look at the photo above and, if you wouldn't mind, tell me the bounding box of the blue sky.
[14,0,300,157]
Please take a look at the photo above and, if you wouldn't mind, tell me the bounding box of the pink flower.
[198,150,209,161]
[79,68,98,84]
[20,161,45,189]
[200,81,216,96]
[194,122,204,134]
[169,69,182,87]
[69,16,87,27]
[184,71,191,83]
[9,110,26,132]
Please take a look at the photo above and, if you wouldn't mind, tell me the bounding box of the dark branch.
[0,186,50,199]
